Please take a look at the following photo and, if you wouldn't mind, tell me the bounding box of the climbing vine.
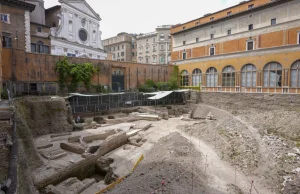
[168,65,179,89]
[55,57,98,91]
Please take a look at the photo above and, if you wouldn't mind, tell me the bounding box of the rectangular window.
[210,34,214,39]
[210,47,215,56]
[37,26,42,32]
[227,29,231,35]
[248,4,254,9]
[118,46,120,50]
[2,33,12,48]
[247,41,254,51]
[121,52,124,56]
[132,44,134,49]
[0,14,10,23]
[195,22,200,25]
[122,45,124,49]
[227,11,232,16]
[210,17,214,21]
[146,58,149,63]
[153,38,156,42]
[67,53,75,57]
[31,43,36,52]
[183,26,186,30]
[37,44,44,53]
[271,18,276,25]
[182,52,186,60]
[160,45,164,50]
[298,32,300,44]
[44,45,49,54]
[132,52,134,56]
[248,24,253,31]
[196,38,199,42]
[183,41,186,45]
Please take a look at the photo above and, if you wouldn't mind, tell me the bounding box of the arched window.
[37,41,44,53]
[291,60,300,87]
[192,68,202,86]
[241,64,257,87]
[222,66,235,87]
[181,70,189,86]
[263,62,282,87]
[206,67,218,87]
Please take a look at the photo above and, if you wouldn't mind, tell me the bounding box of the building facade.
[0,3,2,100]
[45,0,107,59]
[103,32,136,62]
[171,0,300,94]
[0,0,35,51]
[137,25,172,65]
[25,0,51,54]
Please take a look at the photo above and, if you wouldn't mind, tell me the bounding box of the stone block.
[60,143,85,154]
[82,130,116,142]
[97,132,128,156]
[68,135,81,143]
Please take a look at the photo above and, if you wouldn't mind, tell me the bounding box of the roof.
[172,0,290,35]
[30,22,51,28]
[45,5,61,12]
[171,0,255,30]
[59,0,101,21]
[0,0,36,12]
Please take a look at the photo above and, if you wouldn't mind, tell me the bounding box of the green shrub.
[1,90,8,100]
[145,79,156,88]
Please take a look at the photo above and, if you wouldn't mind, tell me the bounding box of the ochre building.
[171,0,300,94]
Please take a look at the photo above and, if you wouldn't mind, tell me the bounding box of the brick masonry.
[2,48,173,91]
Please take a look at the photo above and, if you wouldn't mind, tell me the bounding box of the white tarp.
[147,91,173,100]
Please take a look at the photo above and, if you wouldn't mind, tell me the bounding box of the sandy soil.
[106,115,272,194]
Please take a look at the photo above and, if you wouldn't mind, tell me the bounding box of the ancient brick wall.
[2,48,173,91]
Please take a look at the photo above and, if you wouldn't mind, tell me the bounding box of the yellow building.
[171,0,300,94]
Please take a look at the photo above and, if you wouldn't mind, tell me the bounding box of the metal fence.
[68,92,186,114]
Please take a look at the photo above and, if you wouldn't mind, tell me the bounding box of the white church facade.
[46,0,107,59]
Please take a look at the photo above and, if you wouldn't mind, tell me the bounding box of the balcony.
[153,50,157,52]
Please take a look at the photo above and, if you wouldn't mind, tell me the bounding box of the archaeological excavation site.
[1,91,300,194]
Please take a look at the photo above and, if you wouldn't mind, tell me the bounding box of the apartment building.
[171,0,300,94]
[0,0,35,51]
[103,32,137,62]
[137,25,172,65]
[26,0,51,54]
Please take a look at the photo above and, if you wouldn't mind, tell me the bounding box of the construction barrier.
[95,154,144,194]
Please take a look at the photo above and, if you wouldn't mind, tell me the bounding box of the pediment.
[62,0,100,20]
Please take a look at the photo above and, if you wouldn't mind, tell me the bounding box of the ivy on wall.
[55,57,98,91]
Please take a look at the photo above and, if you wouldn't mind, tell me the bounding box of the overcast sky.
[44,0,242,39]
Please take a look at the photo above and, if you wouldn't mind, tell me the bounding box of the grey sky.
[44,0,242,39]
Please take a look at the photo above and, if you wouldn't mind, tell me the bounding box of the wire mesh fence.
[68,92,187,114]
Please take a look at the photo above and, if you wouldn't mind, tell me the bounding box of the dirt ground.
[0,121,11,183]
[10,95,300,194]
[107,132,222,194]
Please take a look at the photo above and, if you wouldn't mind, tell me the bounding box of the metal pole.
[249,181,254,194]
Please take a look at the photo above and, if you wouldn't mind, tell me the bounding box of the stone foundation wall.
[193,92,300,111]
